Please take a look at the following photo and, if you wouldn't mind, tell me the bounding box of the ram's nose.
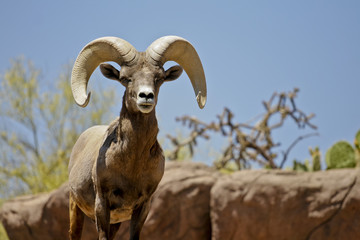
[138,91,154,102]
[137,87,155,113]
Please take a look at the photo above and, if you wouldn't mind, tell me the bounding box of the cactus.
[309,146,321,171]
[325,141,356,169]
[294,130,360,171]
[293,146,321,172]
[355,130,360,166]
[354,130,360,150]
[293,159,309,172]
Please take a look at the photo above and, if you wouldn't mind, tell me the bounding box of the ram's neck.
[116,102,159,156]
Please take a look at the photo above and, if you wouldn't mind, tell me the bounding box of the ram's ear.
[100,63,120,81]
[164,65,183,82]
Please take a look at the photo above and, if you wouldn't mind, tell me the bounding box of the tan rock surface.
[1,163,360,240]
[210,169,360,240]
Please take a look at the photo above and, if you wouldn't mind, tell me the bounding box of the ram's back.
[68,125,108,173]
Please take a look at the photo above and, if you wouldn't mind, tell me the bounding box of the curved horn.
[71,37,138,107]
[146,36,207,109]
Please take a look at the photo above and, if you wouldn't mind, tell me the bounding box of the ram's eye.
[120,77,132,85]
[155,77,163,84]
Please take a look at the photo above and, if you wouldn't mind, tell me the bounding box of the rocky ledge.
[1,162,359,240]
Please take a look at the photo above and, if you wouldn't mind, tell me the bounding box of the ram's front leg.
[95,191,110,240]
[129,200,150,240]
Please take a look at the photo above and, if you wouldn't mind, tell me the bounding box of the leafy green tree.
[0,224,8,240]
[0,57,117,199]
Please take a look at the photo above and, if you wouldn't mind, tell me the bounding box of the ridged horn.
[71,37,138,107]
[146,36,207,109]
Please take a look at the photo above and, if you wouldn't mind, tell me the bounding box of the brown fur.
[68,55,182,240]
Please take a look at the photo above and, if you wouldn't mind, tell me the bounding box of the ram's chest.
[102,171,159,224]
[102,136,164,175]
[92,126,164,222]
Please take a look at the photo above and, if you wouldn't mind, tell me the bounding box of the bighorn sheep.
[68,36,207,240]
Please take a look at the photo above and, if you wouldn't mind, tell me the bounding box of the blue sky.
[1,0,359,167]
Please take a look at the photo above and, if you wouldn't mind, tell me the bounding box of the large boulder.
[0,184,97,240]
[0,162,216,240]
[210,169,360,240]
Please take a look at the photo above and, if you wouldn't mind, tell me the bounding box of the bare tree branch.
[167,88,318,170]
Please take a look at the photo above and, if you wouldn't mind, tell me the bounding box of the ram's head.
[71,36,207,114]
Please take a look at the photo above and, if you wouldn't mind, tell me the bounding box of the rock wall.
[211,169,360,240]
[1,162,360,240]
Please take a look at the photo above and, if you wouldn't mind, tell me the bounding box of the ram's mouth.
[137,102,154,113]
